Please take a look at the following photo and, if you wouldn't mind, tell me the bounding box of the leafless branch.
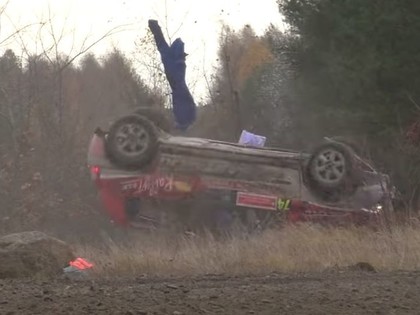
[47,3,67,65]
[170,6,191,40]
[201,41,217,108]
[1,12,44,47]
[0,110,12,130]
[58,25,129,72]
[405,91,420,112]
[163,0,172,44]
[39,22,54,65]
[0,0,9,15]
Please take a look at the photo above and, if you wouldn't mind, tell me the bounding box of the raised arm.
[148,19,169,54]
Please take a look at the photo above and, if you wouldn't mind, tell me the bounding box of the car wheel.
[105,114,158,169]
[307,142,355,192]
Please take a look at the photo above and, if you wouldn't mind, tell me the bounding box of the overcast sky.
[0,0,284,100]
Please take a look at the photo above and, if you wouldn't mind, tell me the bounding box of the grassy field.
[76,223,420,277]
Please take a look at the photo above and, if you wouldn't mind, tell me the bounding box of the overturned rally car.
[87,110,394,232]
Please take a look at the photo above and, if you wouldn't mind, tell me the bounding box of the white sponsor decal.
[121,175,174,196]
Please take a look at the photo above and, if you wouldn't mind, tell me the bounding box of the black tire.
[105,114,158,169]
[306,142,355,193]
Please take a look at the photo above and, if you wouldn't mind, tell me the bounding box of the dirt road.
[1,270,419,315]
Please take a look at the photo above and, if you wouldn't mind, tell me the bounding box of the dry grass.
[75,224,420,278]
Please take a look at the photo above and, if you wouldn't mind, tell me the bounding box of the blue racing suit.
[148,19,196,130]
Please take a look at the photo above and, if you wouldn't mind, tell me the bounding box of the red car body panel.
[90,170,382,229]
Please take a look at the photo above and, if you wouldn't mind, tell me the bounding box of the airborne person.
[148,19,197,131]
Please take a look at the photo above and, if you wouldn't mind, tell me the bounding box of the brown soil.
[1,270,419,314]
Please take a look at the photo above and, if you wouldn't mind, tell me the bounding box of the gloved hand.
[148,19,159,28]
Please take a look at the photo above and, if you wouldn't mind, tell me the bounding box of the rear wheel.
[105,114,158,169]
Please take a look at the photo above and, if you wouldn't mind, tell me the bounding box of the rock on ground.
[0,231,75,279]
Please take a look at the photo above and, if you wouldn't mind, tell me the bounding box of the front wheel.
[306,142,358,197]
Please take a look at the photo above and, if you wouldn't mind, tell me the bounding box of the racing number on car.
[277,198,291,211]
